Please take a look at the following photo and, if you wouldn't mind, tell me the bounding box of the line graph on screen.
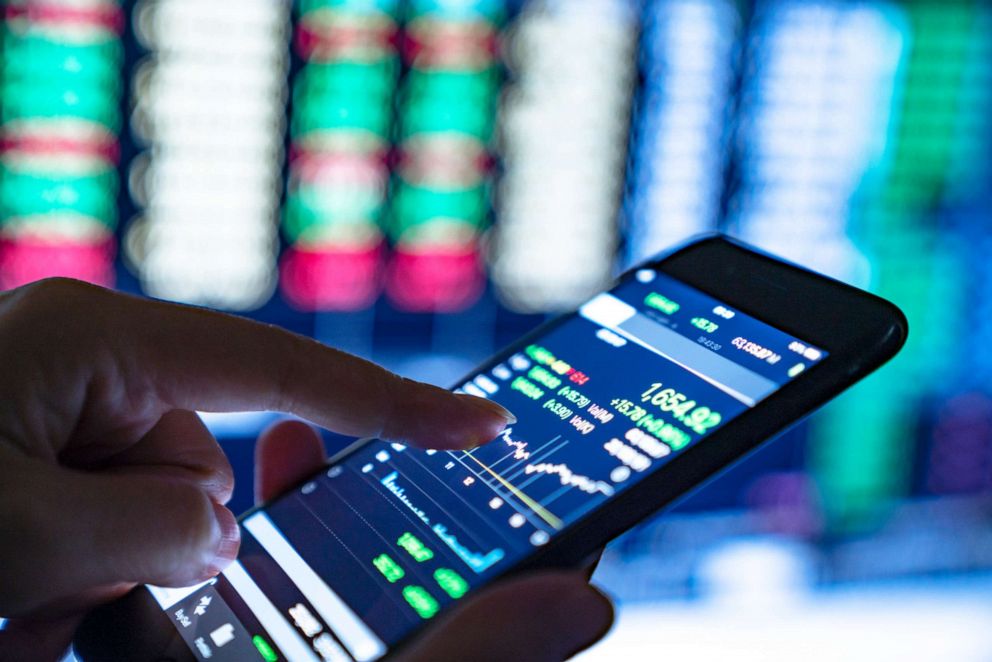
[455,427,621,531]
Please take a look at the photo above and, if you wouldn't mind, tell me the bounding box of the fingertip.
[456,394,517,425]
[423,416,511,451]
[388,387,516,451]
[446,395,516,449]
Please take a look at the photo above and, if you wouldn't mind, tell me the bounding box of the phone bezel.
[75,235,908,661]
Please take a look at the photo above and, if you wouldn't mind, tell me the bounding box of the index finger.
[65,280,514,449]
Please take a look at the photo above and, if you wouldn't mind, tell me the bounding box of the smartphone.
[76,236,907,661]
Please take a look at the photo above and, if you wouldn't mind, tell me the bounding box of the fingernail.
[209,501,241,574]
[560,584,615,658]
[459,394,517,424]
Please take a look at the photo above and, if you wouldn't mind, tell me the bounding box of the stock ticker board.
[1,0,992,533]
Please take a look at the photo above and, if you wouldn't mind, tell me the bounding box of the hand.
[0,278,613,660]
[0,278,517,660]
[257,422,614,662]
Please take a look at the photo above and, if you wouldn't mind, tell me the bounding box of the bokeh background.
[2,0,991,659]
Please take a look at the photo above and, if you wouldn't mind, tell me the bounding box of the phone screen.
[148,267,826,662]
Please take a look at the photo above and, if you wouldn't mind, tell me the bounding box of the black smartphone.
[75,236,907,661]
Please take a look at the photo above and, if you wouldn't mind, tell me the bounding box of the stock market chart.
[2,0,992,659]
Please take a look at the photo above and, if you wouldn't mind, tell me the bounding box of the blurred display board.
[3,1,992,638]
[0,0,123,288]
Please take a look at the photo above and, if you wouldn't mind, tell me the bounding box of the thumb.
[396,572,614,662]
[0,456,238,618]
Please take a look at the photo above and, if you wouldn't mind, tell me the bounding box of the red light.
[0,235,115,290]
[4,2,123,32]
[402,22,498,66]
[291,151,387,188]
[0,131,119,164]
[385,243,484,312]
[280,242,383,311]
[296,20,397,60]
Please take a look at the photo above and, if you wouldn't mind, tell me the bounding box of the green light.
[252,635,278,662]
[1,82,120,129]
[527,365,561,390]
[389,184,487,237]
[292,97,391,139]
[300,0,401,16]
[402,585,439,620]
[526,344,554,364]
[397,532,434,562]
[0,170,117,224]
[510,376,544,401]
[690,317,718,333]
[295,58,398,100]
[788,363,805,378]
[433,568,468,599]
[408,0,505,22]
[644,292,679,315]
[1,28,122,63]
[404,68,499,103]
[2,39,120,87]
[285,182,385,241]
[400,98,494,141]
[372,553,405,583]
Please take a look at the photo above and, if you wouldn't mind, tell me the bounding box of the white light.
[127,0,289,310]
[610,466,631,482]
[580,293,638,328]
[473,375,499,394]
[530,530,550,546]
[461,382,488,398]
[492,0,637,312]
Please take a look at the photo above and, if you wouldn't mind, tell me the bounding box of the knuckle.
[1,277,103,327]
[0,278,115,394]
[20,277,97,306]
